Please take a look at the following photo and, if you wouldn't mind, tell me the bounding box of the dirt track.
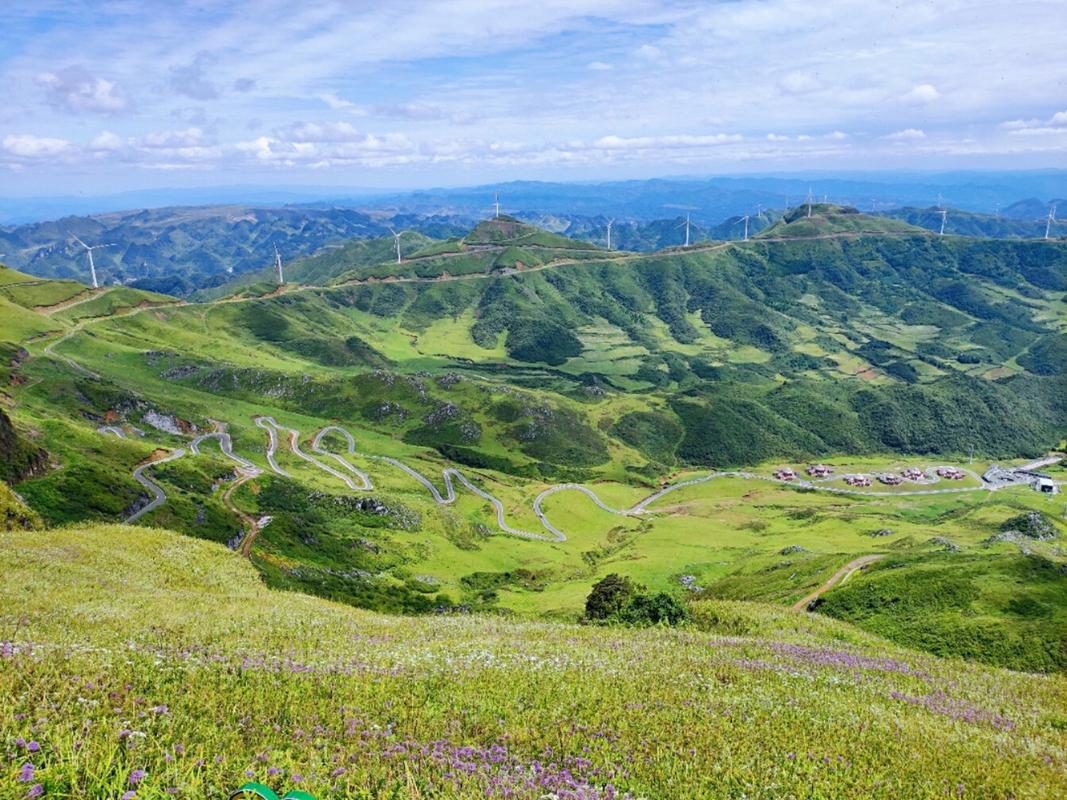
[792,554,886,611]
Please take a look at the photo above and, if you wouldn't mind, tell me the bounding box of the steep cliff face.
[0,408,48,483]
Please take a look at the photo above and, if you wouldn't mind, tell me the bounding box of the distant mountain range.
[1,173,1063,297]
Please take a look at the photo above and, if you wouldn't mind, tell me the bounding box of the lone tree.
[584,574,637,621]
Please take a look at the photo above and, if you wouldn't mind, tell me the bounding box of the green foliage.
[585,574,687,626]
[1017,334,1067,375]
[817,552,1067,673]
[584,573,638,620]
[504,317,582,364]
[609,410,683,463]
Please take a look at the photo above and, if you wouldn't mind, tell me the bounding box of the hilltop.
[1,523,1064,798]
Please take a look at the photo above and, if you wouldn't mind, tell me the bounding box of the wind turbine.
[605,219,615,250]
[806,187,814,218]
[493,192,501,220]
[70,235,113,289]
[676,214,692,247]
[742,214,750,242]
[273,245,284,285]
[756,203,764,220]
[937,192,943,210]
[387,227,410,263]
[1045,204,1057,240]
[939,208,948,236]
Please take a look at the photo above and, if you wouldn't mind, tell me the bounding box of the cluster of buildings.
[936,466,967,480]
[807,464,833,478]
[843,474,872,487]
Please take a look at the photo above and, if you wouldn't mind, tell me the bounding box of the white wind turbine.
[71,234,114,289]
[806,187,814,218]
[493,192,501,219]
[387,227,411,264]
[741,214,750,241]
[939,208,948,236]
[273,245,284,285]
[677,213,692,247]
[605,219,615,250]
[1045,204,1057,240]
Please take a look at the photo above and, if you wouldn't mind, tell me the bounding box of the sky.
[1,0,1066,195]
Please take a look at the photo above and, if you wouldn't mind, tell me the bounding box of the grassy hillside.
[0,218,1064,673]
[1,524,1064,799]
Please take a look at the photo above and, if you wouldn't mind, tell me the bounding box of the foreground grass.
[2,525,1066,799]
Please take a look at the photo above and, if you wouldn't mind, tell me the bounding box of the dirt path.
[35,287,110,315]
[793,555,886,611]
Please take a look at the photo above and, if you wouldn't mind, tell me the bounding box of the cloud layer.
[1,1,1065,189]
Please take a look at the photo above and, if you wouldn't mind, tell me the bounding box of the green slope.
[1,523,1064,799]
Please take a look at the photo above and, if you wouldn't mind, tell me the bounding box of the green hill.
[758,204,926,238]
[0,219,1064,674]
[0,523,1063,799]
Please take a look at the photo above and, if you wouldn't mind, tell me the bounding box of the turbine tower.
[493,192,501,219]
[676,214,692,247]
[71,235,113,289]
[273,245,284,285]
[387,227,409,263]
[742,214,750,242]
[939,208,948,236]
[1045,204,1057,240]
[605,219,614,250]
[806,187,814,219]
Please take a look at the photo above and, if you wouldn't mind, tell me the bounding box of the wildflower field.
[2,525,1065,798]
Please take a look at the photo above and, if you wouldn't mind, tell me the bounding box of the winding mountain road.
[104,413,1029,546]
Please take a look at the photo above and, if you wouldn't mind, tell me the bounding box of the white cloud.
[1049,110,1067,126]
[36,67,129,114]
[592,133,743,150]
[90,131,125,151]
[142,127,207,149]
[2,133,73,158]
[883,128,927,141]
[902,83,940,104]
[587,61,613,71]
[317,93,365,114]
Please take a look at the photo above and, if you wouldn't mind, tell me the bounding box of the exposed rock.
[999,511,1057,541]
[779,545,808,555]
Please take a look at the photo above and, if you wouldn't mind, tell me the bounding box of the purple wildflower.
[128,769,147,786]
[18,763,35,782]
[26,741,40,753]
[26,785,44,799]
[122,793,137,800]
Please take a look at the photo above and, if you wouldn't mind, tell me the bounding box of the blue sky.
[1,1,1066,195]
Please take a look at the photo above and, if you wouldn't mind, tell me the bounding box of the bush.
[584,575,688,627]
[584,574,637,621]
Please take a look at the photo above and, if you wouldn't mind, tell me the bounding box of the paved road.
[792,555,886,611]
[126,448,187,523]
[105,412,1041,544]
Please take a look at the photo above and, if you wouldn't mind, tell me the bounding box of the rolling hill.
[0,209,1064,675]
